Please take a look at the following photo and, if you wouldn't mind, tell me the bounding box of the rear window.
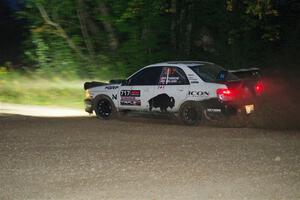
[189,64,239,83]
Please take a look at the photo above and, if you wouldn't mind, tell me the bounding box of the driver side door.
[118,66,162,111]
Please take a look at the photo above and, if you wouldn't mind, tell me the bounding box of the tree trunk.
[185,1,193,56]
[178,0,186,56]
[36,3,88,62]
[77,0,95,60]
[170,0,177,52]
[86,17,102,46]
[98,2,119,51]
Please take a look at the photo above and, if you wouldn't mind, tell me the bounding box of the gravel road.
[0,114,299,200]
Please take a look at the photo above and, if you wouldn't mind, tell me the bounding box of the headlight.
[85,90,91,98]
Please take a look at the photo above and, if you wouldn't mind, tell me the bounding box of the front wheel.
[95,98,116,120]
[179,102,202,126]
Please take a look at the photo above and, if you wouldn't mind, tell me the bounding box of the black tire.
[94,97,116,120]
[179,102,202,126]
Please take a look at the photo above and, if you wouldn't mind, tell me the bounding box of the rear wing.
[229,68,261,80]
[84,79,124,90]
[229,68,263,96]
[84,81,107,90]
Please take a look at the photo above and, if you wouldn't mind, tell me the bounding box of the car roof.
[149,61,214,67]
[128,61,217,80]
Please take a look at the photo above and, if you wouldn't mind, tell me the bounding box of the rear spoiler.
[109,79,125,84]
[229,68,261,79]
[84,81,107,90]
[84,79,125,90]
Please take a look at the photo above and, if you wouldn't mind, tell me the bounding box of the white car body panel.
[87,62,228,113]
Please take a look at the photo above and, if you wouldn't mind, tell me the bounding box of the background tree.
[18,0,299,79]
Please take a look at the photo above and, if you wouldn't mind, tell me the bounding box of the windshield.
[189,63,239,82]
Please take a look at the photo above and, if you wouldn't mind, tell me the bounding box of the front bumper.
[84,98,93,113]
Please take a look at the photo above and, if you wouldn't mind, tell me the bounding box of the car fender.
[175,82,226,112]
[92,94,117,112]
[186,82,227,101]
[90,85,120,108]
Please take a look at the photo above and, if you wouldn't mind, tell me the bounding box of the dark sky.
[3,0,22,11]
[0,0,25,65]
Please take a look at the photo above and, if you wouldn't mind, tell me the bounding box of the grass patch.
[0,73,103,109]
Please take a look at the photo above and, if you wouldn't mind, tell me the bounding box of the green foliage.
[19,0,290,78]
[32,33,49,68]
[0,71,86,108]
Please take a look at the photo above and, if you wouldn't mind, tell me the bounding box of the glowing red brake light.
[255,82,263,95]
[217,88,231,95]
[223,89,231,95]
[216,88,234,101]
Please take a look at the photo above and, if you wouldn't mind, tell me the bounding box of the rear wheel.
[179,102,202,126]
[95,98,116,120]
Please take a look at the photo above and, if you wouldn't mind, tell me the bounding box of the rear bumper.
[202,98,255,117]
[84,98,93,113]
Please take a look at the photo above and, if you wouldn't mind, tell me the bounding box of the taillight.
[216,88,234,101]
[255,81,263,95]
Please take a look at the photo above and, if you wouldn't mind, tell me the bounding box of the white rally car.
[84,61,263,125]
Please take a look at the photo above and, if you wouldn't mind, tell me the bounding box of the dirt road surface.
[0,112,299,200]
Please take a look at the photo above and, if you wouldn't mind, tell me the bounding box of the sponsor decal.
[188,91,209,96]
[130,90,141,96]
[112,94,117,100]
[206,108,222,113]
[120,90,141,106]
[105,86,119,90]
[148,93,175,112]
[120,97,141,106]
[120,90,140,97]
[187,74,198,81]
[158,85,165,90]
[159,76,180,84]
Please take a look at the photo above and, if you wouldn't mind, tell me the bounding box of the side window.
[127,67,162,85]
[159,67,189,85]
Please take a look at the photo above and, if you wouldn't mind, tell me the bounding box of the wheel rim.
[97,100,112,117]
[183,105,197,123]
